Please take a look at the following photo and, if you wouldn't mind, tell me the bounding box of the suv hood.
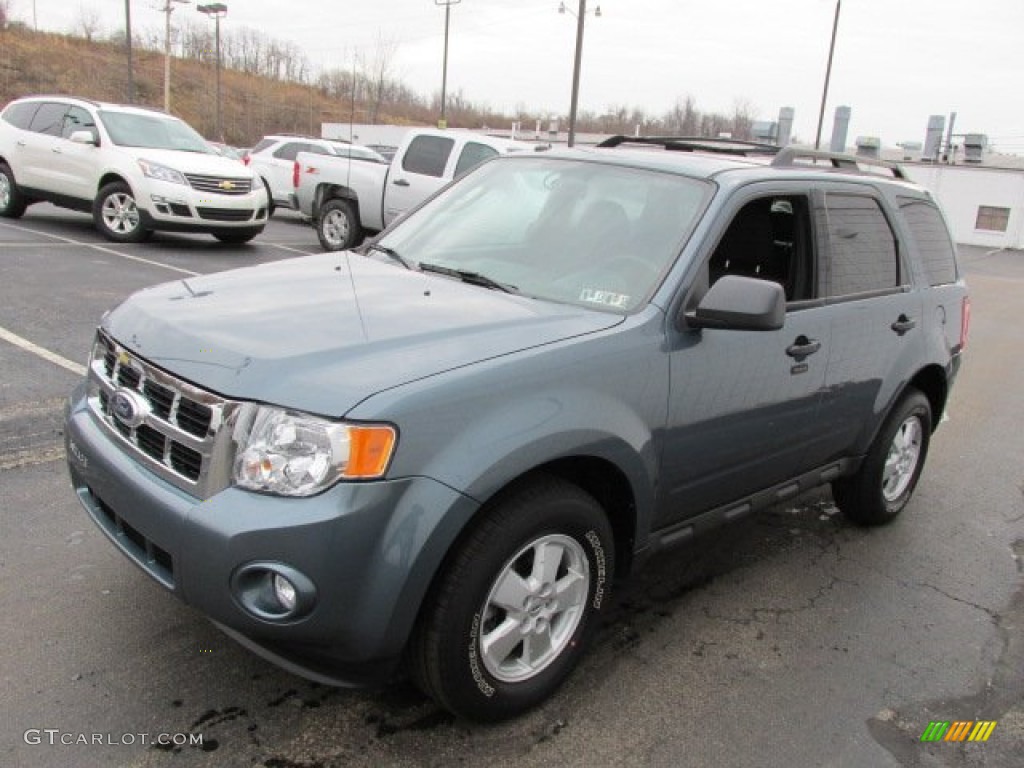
[103,252,623,417]
[119,146,255,178]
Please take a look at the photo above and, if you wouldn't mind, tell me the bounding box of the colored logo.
[920,721,997,743]
[218,180,236,191]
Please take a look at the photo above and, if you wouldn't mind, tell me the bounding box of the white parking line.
[0,326,87,376]
[0,220,199,276]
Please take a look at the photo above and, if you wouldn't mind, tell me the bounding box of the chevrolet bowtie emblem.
[219,180,236,190]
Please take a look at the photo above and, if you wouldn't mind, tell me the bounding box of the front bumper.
[64,384,479,685]
[140,177,269,233]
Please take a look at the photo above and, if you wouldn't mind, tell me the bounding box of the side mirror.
[69,130,98,146]
[684,274,785,331]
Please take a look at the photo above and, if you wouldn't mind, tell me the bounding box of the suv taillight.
[293,160,300,188]
[959,296,970,351]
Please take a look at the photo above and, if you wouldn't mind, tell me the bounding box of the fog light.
[273,573,297,612]
[231,562,317,622]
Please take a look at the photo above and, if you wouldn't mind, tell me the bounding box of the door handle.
[16,140,26,147]
[891,315,916,336]
[786,336,821,360]
[392,179,410,187]
[52,147,62,154]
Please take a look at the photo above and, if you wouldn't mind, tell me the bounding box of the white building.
[902,162,1024,249]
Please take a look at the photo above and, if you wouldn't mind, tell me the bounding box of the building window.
[975,206,1010,232]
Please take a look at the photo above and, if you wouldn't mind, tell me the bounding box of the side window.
[454,142,498,178]
[305,143,330,156]
[824,193,899,297]
[273,142,302,161]
[2,101,41,129]
[28,102,70,137]
[250,138,275,154]
[402,135,455,177]
[898,199,958,286]
[708,195,815,302]
[62,106,97,140]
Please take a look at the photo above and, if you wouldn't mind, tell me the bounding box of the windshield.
[378,156,710,312]
[99,110,213,153]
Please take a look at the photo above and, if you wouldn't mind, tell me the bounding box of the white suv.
[245,135,385,214]
[0,96,269,243]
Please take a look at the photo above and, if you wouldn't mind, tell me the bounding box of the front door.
[657,188,832,527]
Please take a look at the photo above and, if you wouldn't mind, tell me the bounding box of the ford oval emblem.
[111,388,150,429]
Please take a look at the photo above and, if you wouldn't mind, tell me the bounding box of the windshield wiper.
[362,243,412,269]
[419,262,518,293]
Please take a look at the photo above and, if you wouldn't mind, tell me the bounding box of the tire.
[93,181,149,243]
[408,476,614,721]
[832,388,932,526]
[261,179,275,218]
[0,162,29,219]
[213,228,262,244]
[316,198,361,252]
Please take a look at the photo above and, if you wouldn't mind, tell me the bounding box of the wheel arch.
[907,363,948,433]
[314,183,360,220]
[96,172,131,195]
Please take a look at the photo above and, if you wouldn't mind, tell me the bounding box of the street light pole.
[162,0,190,113]
[125,0,134,103]
[198,4,228,141]
[559,1,601,148]
[435,0,461,129]
[814,0,842,150]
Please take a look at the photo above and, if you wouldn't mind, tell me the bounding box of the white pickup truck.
[290,128,529,251]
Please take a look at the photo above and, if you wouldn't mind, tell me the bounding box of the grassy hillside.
[0,25,468,147]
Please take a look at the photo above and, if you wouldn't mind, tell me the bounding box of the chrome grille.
[184,173,253,196]
[87,330,237,498]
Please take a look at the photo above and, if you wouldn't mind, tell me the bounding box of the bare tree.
[731,99,757,141]
[0,0,12,29]
[360,34,397,123]
[76,3,102,42]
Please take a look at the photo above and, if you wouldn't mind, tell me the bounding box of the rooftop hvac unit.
[856,136,881,159]
[964,133,987,163]
[830,106,851,153]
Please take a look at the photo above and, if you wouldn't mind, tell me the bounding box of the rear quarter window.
[2,101,41,130]
[898,199,958,286]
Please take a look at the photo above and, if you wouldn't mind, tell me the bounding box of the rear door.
[813,186,925,459]
[19,101,69,191]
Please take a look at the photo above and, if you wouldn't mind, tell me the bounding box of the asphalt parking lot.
[1,206,1023,767]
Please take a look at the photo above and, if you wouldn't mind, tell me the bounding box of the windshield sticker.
[579,288,631,309]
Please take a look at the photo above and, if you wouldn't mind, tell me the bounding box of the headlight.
[232,405,396,496]
[137,159,186,185]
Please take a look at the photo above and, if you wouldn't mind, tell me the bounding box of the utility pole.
[814,0,841,150]
[163,0,190,113]
[434,0,461,129]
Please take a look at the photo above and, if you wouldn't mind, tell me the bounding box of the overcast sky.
[14,0,1024,151]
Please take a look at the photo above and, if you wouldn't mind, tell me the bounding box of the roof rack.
[771,147,908,180]
[597,135,781,157]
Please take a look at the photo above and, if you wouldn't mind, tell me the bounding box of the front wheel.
[0,162,29,218]
[93,182,149,243]
[833,388,932,526]
[316,198,361,252]
[408,477,614,721]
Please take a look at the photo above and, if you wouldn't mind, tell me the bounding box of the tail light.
[293,160,300,188]
[243,154,251,166]
[959,295,970,351]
